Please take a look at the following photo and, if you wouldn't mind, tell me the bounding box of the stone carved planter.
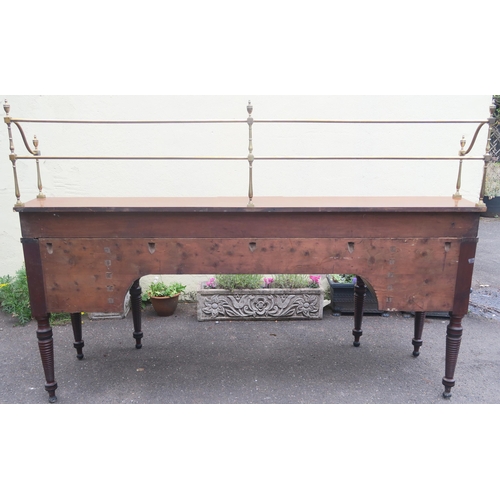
[197,286,324,321]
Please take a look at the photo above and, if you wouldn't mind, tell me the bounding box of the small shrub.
[270,274,321,289]
[205,274,322,291]
[214,274,263,292]
[270,274,310,288]
[0,267,32,325]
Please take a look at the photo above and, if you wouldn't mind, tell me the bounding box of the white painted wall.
[0,95,492,294]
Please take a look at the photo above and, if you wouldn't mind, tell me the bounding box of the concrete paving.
[1,218,499,404]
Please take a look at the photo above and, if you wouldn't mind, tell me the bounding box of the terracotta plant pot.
[149,294,180,317]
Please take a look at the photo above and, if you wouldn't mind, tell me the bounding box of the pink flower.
[309,275,321,288]
[264,277,274,287]
[205,277,217,289]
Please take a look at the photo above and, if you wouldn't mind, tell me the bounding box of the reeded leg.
[352,276,366,347]
[36,314,58,403]
[71,312,84,359]
[442,314,463,398]
[412,312,426,357]
[130,279,143,349]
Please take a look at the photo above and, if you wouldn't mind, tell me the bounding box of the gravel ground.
[1,301,499,404]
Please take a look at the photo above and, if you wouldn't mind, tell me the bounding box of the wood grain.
[19,210,479,239]
[39,236,461,313]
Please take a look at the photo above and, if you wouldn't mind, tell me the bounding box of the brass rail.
[12,118,486,125]
[3,99,494,207]
[13,155,485,161]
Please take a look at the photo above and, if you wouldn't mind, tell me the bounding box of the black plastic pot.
[326,276,385,316]
[484,196,500,218]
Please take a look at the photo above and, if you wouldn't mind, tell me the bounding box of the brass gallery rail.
[3,99,497,208]
[3,99,498,403]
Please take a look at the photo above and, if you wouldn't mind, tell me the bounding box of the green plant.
[205,274,321,291]
[0,266,71,326]
[213,274,263,292]
[269,274,318,288]
[146,280,186,298]
[0,267,32,325]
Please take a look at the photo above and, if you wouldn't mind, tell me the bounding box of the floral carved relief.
[197,289,323,321]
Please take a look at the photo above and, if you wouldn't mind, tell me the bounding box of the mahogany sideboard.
[5,97,496,402]
[15,195,484,402]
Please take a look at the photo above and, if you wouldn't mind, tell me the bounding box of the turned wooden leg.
[130,279,143,349]
[352,276,366,347]
[71,312,84,359]
[36,315,58,403]
[442,314,463,398]
[412,312,426,357]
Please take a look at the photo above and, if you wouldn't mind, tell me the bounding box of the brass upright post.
[246,100,254,207]
[3,100,23,207]
[453,135,466,199]
[33,135,45,198]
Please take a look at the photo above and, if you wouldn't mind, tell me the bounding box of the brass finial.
[3,99,10,116]
[33,135,39,151]
[459,135,466,155]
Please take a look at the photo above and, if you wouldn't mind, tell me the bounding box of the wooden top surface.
[15,196,485,213]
